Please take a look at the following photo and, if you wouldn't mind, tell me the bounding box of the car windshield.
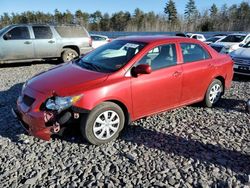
[75,40,147,73]
[243,41,250,48]
[220,35,246,43]
[206,37,220,43]
[0,25,11,36]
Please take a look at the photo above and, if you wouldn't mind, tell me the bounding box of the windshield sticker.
[124,43,139,48]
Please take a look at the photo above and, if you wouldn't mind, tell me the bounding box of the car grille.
[23,94,35,107]
[234,68,250,74]
[233,58,250,66]
[211,46,223,52]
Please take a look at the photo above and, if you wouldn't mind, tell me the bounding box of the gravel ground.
[0,62,249,188]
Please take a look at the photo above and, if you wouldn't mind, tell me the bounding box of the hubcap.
[93,110,120,140]
[209,84,222,104]
[66,52,76,61]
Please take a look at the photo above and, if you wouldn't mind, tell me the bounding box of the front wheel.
[80,102,125,145]
[204,79,224,107]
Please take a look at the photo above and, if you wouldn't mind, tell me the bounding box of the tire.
[80,102,125,145]
[204,79,223,107]
[61,48,78,63]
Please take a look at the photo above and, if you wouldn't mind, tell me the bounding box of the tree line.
[0,0,250,32]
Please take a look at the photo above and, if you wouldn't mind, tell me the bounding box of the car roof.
[229,33,248,36]
[90,34,108,38]
[186,33,203,36]
[116,35,200,44]
[7,24,86,28]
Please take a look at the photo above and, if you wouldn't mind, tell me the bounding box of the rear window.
[55,26,89,38]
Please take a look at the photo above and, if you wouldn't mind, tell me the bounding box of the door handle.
[24,41,31,44]
[173,71,182,77]
[48,40,55,44]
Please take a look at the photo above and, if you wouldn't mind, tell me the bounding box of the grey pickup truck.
[0,24,93,63]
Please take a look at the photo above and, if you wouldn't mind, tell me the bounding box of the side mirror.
[239,43,244,47]
[3,33,11,40]
[131,64,152,77]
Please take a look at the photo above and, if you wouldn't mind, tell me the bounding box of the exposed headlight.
[45,94,82,112]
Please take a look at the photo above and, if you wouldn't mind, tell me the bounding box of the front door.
[131,43,183,119]
[1,26,34,60]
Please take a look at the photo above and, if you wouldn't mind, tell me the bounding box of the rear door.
[131,43,183,119]
[1,26,34,60]
[31,26,58,58]
[179,42,214,103]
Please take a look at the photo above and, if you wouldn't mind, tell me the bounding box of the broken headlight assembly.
[45,94,82,112]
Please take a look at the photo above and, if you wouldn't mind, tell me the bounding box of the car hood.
[231,47,250,59]
[27,62,108,96]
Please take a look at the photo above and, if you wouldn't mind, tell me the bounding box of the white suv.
[210,33,250,54]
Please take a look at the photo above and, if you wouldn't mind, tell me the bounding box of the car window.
[206,37,219,43]
[4,26,30,40]
[198,36,203,39]
[192,35,198,39]
[33,26,52,39]
[181,43,211,63]
[220,35,246,43]
[91,35,106,41]
[136,44,177,71]
[55,26,89,38]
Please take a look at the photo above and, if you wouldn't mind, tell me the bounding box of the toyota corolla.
[14,36,233,145]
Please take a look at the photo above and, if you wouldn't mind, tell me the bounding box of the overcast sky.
[0,0,245,15]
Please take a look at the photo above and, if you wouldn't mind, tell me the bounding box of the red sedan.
[14,36,233,145]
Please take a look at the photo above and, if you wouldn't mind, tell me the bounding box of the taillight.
[107,38,111,42]
[89,38,92,47]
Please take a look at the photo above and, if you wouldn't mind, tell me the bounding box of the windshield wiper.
[76,59,101,72]
[84,62,101,71]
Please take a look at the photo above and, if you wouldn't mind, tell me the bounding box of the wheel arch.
[62,45,80,55]
[214,75,225,94]
[203,75,225,101]
[105,99,131,125]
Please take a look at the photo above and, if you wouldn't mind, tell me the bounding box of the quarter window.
[4,27,30,40]
[136,44,177,71]
[33,26,52,39]
[181,43,210,63]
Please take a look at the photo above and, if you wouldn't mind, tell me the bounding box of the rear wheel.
[61,48,78,63]
[80,102,125,145]
[204,79,223,107]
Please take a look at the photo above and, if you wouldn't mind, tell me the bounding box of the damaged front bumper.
[13,86,79,141]
[12,107,54,141]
